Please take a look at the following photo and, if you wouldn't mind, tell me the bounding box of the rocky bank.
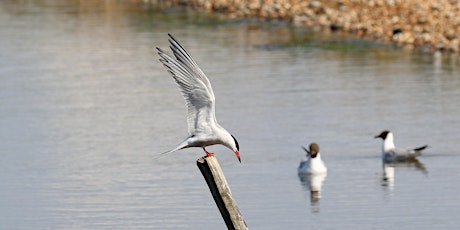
[158,0,460,53]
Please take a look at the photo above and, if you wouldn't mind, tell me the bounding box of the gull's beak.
[301,146,310,156]
[235,150,241,163]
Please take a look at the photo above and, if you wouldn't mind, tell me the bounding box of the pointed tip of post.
[197,156,207,164]
[197,154,215,163]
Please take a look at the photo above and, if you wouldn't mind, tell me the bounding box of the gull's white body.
[375,130,428,162]
[298,153,327,174]
[157,34,240,162]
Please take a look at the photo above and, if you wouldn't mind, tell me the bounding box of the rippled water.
[1,1,460,229]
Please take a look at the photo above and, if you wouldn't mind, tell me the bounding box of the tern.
[374,130,428,162]
[298,143,327,174]
[156,34,241,162]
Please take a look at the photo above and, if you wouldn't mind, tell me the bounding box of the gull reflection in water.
[298,172,327,211]
[381,158,428,189]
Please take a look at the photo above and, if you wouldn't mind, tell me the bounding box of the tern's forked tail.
[155,140,189,160]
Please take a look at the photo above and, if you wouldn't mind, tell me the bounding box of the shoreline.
[155,0,460,53]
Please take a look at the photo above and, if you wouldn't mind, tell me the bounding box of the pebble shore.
[159,0,460,53]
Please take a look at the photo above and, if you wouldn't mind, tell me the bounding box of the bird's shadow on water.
[298,173,327,213]
[381,158,428,188]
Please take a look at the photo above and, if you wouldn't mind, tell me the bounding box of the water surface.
[1,1,460,229]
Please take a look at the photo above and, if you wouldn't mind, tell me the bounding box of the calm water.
[1,1,460,229]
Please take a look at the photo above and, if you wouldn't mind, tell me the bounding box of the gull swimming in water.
[298,143,327,174]
[298,143,327,208]
[374,130,428,162]
[156,34,241,162]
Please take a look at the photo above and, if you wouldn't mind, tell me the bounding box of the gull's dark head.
[375,130,390,140]
[309,143,320,158]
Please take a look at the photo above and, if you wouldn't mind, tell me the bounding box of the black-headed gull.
[298,143,327,174]
[374,130,428,162]
[156,34,241,162]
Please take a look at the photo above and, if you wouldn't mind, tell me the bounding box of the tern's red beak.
[235,150,241,163]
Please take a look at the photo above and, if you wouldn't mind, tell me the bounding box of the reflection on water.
[381,159,428,189]
[382,163,395,188]
[298,173,327,212]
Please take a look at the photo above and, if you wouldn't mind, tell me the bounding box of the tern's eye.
[231,134,239,151]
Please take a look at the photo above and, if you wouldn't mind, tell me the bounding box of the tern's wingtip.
[167,33,178,43]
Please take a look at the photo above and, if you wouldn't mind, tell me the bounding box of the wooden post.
[197,156,248,230]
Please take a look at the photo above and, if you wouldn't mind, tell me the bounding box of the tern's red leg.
[203,147,214,156]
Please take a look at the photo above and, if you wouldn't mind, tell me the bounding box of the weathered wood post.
[197,155,248,230]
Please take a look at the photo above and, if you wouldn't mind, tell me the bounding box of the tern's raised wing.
[157,34,216,135]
